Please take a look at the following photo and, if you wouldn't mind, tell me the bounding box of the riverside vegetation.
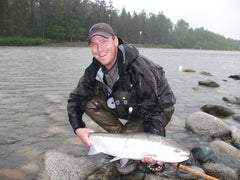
[1,0,240,50]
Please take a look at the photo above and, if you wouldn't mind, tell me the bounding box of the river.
[0,46,240,179]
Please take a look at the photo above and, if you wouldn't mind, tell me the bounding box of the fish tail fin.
[88,145,101,155]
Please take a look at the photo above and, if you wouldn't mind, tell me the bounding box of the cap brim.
[88,32,112,41]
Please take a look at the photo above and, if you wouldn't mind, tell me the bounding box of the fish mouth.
[181,154,190,157]
[180,153,190,159]
[175,153,190,162]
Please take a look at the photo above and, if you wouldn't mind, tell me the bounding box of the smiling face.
[90,35,119,70]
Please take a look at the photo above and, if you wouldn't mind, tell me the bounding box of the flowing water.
[0,46,240,179]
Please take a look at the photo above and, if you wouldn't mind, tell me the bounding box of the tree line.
[1,0,240,50]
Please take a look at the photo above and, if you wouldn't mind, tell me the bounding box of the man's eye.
[91,43,97,47]
[102,39,108,44]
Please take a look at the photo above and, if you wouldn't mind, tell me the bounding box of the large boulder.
[230,126,240,149]
[185,111,231,138]
[201,104,235,117]
[209,140,240,157]
[203,163,238,180]
[38,151,103,180]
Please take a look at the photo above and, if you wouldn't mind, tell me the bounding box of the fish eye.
[174,149,181,153]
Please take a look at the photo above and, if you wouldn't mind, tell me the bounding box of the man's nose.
[97,43,105,52]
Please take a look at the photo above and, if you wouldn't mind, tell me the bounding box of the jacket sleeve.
[67,76,86,133]
[143,106,174,136]
[67,74,96,133]
[136,65,175,136]
[67,59,100,133]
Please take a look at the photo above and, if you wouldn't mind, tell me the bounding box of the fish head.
[156,139,190,163]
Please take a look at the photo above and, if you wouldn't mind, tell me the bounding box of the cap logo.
[90,25,103,32]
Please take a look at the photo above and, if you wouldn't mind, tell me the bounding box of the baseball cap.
[88,23,115,41]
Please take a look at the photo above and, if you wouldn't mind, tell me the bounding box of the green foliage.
[0,36,52,46]
[0,0,240,50]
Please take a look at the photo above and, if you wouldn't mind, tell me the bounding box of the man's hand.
[141,157,163,165]
[75,128,95,147]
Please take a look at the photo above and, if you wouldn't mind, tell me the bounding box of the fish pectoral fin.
[120,158,129,167]
[109,157,129,167]
[109,156,122,162]
[88,145,101,155]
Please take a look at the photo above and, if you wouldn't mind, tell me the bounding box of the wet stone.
[223,96,240,105]
[198,80,219,87]
[209,140,240,157]
[203,163,238,180]
[0,169,27,180]
[177,166,205,179]
[233,114,240,121]
[200,104,235,117]
[185,111,231,138]
[230,126,240,148]
[191,146,219,163]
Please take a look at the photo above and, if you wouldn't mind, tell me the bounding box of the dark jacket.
[67,38,176,135]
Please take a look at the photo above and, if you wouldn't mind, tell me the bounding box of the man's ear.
[113,36,119,47]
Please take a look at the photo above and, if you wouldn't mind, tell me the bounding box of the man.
[67,22,176,174]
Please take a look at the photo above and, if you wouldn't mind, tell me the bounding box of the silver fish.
[88,132,190,167]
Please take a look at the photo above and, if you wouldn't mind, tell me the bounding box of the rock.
[38,151,103,180]
[177,166,205,179]
[183,69,196,72]
[198,80,219,87]
[115,160,138,175]
[233,114,240,121]
[21,162,39,175]
[200,71,212,76]
[229,74,240,80]
[203,163,238,180]
[0,169,27,180]
[192,87,200,91]
[209,140,240,157]
[201,104,235,117]
[191,146,218,163]
[185,111,231,138]
[86,161,117,180]
[230,126,240,148]
[223,97,240,105]
[144,173,165,180]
